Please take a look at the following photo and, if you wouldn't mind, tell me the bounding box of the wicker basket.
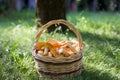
[32,19,84,79]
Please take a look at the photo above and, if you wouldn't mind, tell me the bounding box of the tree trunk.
[92,0,98,11]
[88,0,98,12]
[8,0,16,10]
[36,0,66,32]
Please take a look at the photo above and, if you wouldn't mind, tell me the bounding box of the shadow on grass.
[66,29,119,48]
[80,31,119,58]
[81,32,120,47]
[78,64,118,80]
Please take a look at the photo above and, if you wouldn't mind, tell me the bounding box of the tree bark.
[8,0,16,10]
[36,0,66,32]
[92,0,98,11]
[88,0,98,12]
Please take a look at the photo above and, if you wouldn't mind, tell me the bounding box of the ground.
[0,10,120,80]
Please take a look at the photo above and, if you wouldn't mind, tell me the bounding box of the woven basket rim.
[32,47,83,63]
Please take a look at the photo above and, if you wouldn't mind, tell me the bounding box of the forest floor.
[0,10,120,80]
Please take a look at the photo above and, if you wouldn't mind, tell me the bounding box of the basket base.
[37,67,82,80]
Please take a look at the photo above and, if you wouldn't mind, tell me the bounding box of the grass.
[0,10,120,80]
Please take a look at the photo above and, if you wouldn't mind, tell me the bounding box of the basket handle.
[36,19,83,50]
